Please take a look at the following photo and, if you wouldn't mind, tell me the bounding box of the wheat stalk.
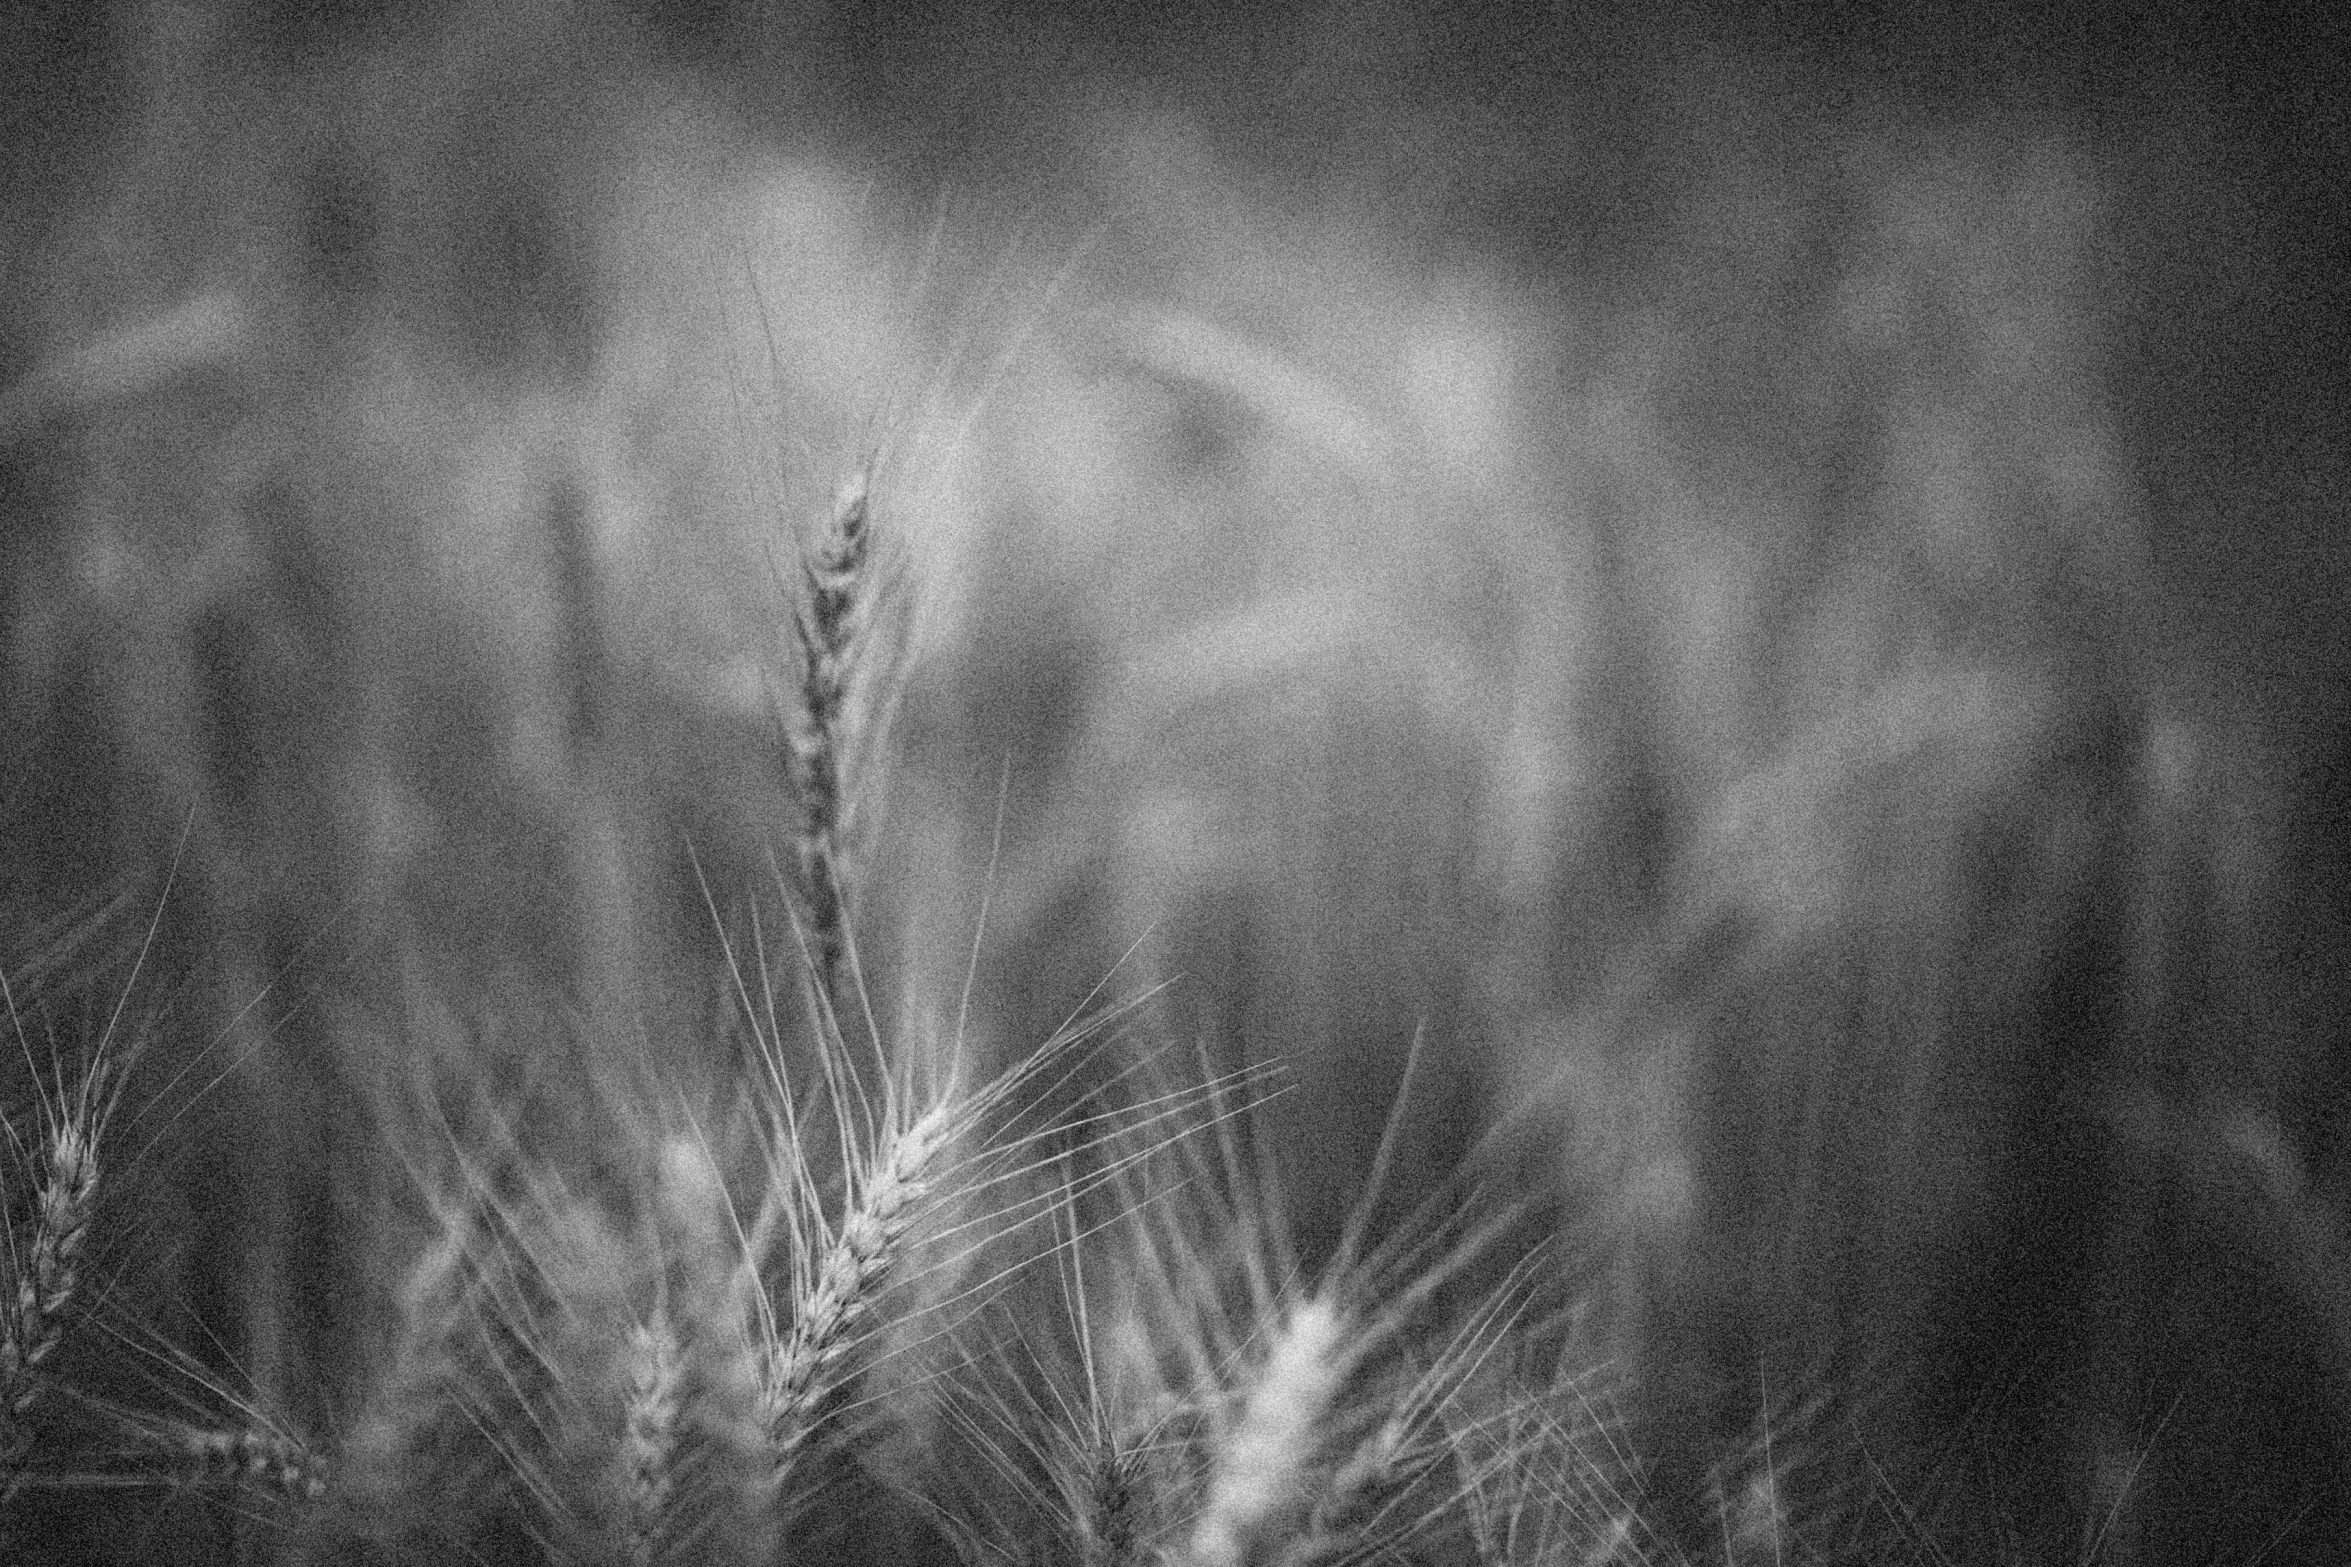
[337,1070,621,1552]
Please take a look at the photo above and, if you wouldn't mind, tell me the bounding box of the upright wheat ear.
[620,1302,685,1567]
[1,1070,106,1472]
[780,463,903,1031]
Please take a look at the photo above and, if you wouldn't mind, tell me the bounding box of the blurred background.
[1,1,2345,1560]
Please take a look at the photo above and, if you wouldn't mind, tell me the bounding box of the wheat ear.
[1184,1293,1353,1567]
[754,1096,955,1500]
[737,992,1166,1518]
[913,1082,1252,1567]
[1082,1441,1145,1567]
[2,1078,105,1467]
[620,1302,685,1566]
[780,463,901,1028]
[19,1121,98,1373]
[1287,1247,1551,1567]
[1,862,161,1483]
[162,1420,331,1503]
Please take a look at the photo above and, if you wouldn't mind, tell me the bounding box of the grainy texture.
[0,2,2345,1564]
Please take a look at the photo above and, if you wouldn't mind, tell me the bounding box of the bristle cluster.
[896,1059,1598,1567]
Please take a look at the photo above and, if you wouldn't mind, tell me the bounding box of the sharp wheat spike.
[755,1096,956,1500]
[2,1068,107,1471]
[780,461,904,1031]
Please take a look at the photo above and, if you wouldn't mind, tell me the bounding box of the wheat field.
[0,3,2344,1563]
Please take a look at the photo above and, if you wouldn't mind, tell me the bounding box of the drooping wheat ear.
[753,1095,956,1500]
[620,1302,685,1567]
[780,460,906,1029]
[1184,1293,1353,1567]
[160,1420,331,1503]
